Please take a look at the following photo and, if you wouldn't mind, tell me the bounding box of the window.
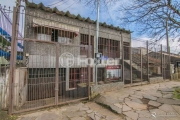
[80,34,94,57]
[28,68,66,81]
[36,27,51,41]
[51,29,58,42]
[69,68,93,88]
[97,68,105,82]
[123,42,130,60]
[98,38,120,58]
[36,26,75,43]
[69,68,80,88]
[80,68,93,83]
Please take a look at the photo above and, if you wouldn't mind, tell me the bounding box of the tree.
[119,0,180,41]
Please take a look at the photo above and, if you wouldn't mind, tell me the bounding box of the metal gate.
[8,6,91,114]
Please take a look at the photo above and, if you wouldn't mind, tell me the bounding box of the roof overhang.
[33,18,79,36]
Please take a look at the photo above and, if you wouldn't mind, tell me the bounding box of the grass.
[173,87,180,99]
[0,110,18,120]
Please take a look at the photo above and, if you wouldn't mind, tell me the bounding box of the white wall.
[0,67,27,109]
[0,68,9,109]
[13,68,27,108]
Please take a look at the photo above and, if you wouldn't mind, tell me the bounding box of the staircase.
[123,53,162,84]
[124,58,148,84]
[124,60,147,74]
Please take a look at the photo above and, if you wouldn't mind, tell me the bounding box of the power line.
[103,0,113,24]
[63,0,79,11]
[88,6,96,16]
[55,0,69,8]
[47,0,63,7]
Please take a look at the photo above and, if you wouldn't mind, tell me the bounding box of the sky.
[1,0,179,54]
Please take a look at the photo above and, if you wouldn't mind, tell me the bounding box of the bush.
[132,74,137,80]
[174,88,180,99]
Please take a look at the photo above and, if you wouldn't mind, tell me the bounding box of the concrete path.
[95,81,180,120]
[17,81,180,120]
[17,102,124,120]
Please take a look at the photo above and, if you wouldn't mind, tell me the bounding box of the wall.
[24,7,131,68]
[0,67,27,110]
[25,7,130,41]
[0,67,9,109]
[13,68,27,109]
[91,82,124,98]
[149,77,163,84]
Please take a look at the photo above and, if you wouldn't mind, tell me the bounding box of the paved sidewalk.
[17,102,124,120]
[17,81,180,120]
[95,81,180,120]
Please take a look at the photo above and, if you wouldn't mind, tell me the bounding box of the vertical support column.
[88,25,91,100]
[161,44,163,78]
[55,43,59,105]
[163,54,165,79]
[121,34,124,83]
[8,7,18,115]
[130,46,132,85]
[140,49,142,85]
[169,46,171,80]
[95,0,100,85]
[147,41,149,81]
[66,68,69,90]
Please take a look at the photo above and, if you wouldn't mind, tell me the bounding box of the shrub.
[174,88,180,99]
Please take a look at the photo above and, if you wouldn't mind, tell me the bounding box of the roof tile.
[25,0,131,33]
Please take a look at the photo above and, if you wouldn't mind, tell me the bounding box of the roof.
[132,54,161,66]
[150,51,180,58]
[25,0,131,34]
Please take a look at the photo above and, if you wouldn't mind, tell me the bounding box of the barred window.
[98,38,120,58]
[69,68,93,88]
[80,34,94,57]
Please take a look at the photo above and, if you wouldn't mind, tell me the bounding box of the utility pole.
[95,0,100,85]
[8,0,21,114]
[166,18,171,79]
[166,18,169,53]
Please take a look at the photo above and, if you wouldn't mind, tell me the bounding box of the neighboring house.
[24,0,131,93]
[149,51,180,66]
[132,47,149,55]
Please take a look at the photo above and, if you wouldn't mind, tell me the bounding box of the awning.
[0,57,9,65]
[33,18,79,35]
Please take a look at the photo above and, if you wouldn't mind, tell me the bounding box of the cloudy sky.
[1,0,180,53]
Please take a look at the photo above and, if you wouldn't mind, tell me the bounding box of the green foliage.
[132,74,137,80]
[90,93,100,100]
[0,110,18,120]
[10,116,18,120]
[108,72,112,78]
[174,88,180,99]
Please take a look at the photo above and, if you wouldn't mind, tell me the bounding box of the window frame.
[80,34,94,57]
[98,38,120,58]
[68,67,93,89]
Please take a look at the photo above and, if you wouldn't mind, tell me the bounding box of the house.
[22,1,132,101]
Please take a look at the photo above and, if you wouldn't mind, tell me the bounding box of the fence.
[0,4,12,110]
[123,40,172,85]
[0,2,175,114]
